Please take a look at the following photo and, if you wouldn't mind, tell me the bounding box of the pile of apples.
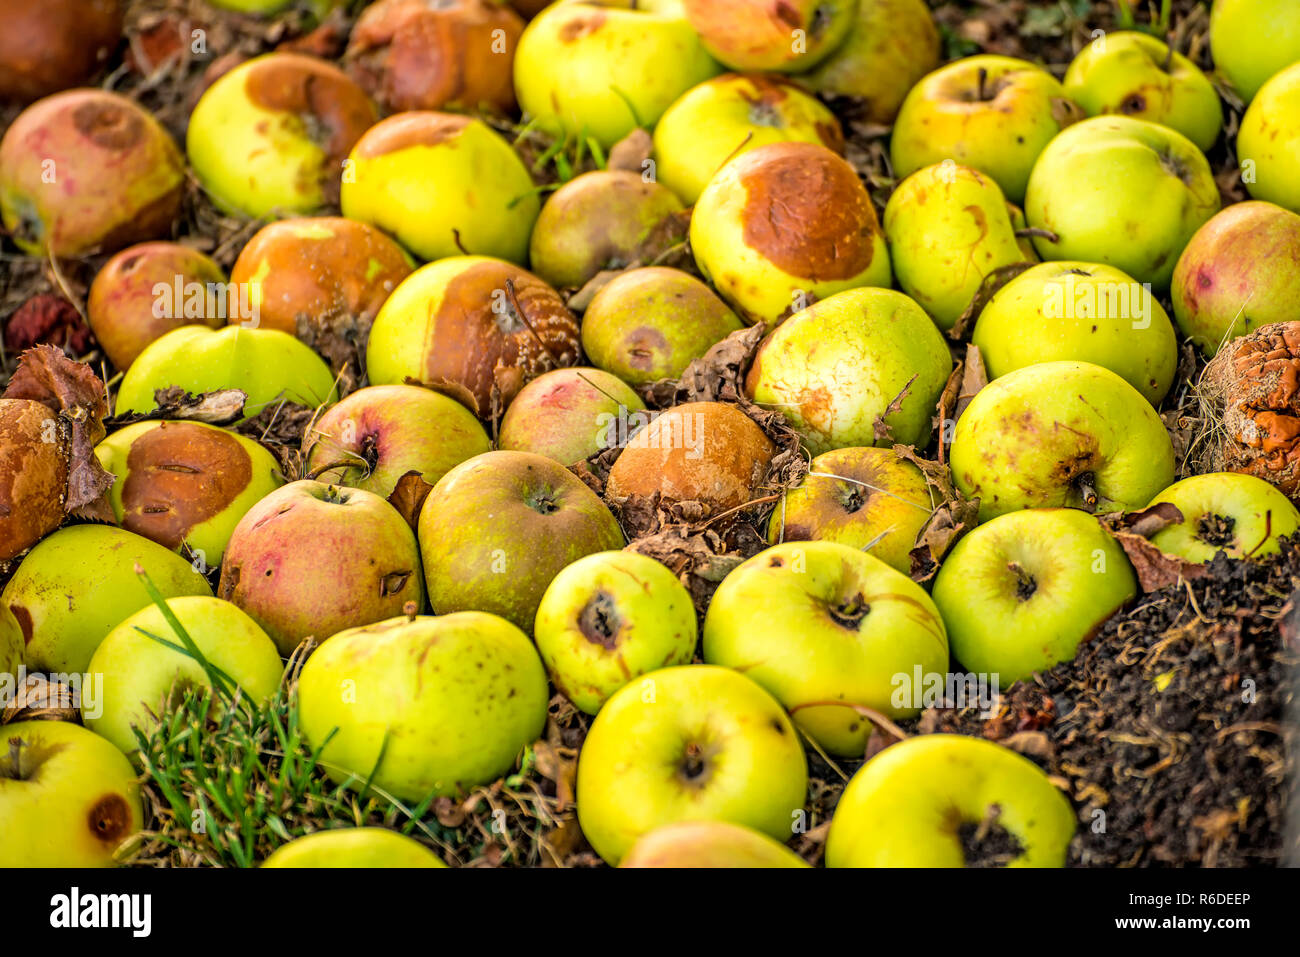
[2,0,1300,869]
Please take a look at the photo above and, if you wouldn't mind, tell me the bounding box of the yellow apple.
[262,828,448,868]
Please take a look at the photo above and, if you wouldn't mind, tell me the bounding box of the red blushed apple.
[498,367,645,466]
[0,0,123,103]
[218,480,425,656]
[87,242,227,372]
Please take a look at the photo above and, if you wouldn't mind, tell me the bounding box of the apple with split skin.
[497,367,645,467]
[681,0,855,73]
[1237,62,1300,214]
[1147,472,1300,563]
[1209,0,1300,103]
[0,0,123,103]
[620,820,809,868]
[263,828,448,868]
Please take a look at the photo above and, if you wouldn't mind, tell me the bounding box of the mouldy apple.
[890,55,1084,204]
[0,720,143,867]
[85,596,285,755]
[95,420,284,565]
[1209,0,1300,103]
[366,256,579,418]
[691,142,891,327]
[417,451,625,632]
[303,384,491,498]
[528,170,686,291]
[1024,115,1220,288]
[0,89,184,257]
[575,664,809,865]
[620,821,809,868]
[703,541,948,756]
[932,508,1137,685]
[341,112,539,264]
[497,367,645,467]
[745,287,952,454]
[297,611,549,801]
[1172,202,1300,356]
[262,828,448,868]
[825,734,1075,867]
[950,361,1175,522]
[187,53,377,219]
[1147,473,1300,563]
[681,0,854,73]
[0,0,123,103]
[971,260,1179,405]
[218,480,424,657]
[580,267,744,386]
[533,550,697,714]
[513,0,722,150]
[769,446,934,575]
[652,73,844,204]
[4,525,212,674]
[1237,62,1300,214]
[114,325,338,420]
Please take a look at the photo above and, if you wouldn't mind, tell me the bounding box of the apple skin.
[85,596,285,755]
[218,480,425,657]
[115,325,338,420]
[1024,115,1221,288]
[418,451,625,632]
[1147,472,1300,563]
[187,53,377,219]
[498,367,646,467]
[890,55,1085,204]
[533,550,697,714]
[682,0,854,73]
[950,361,1175,522]
[3,524,213,675]
[341,112,539,264]
[0,720,143,868]
[0,89,184,257]
[1063,32,1222,152]
[1172,202,1300,356]
[971,260,1179,405]
[0,0,123,103]
[581,267,744,386]
[575,664,809,865]
[620,820,809,868]
[768,446,934,574]
[703,541,948,756]
[1238,62,1300,214]
[513,0,722,150]
[0,398,73,563]
[297,611,549,801]
[1,604,23,680]
[1210,0,1300,103]
[304,384,491,497]
[263,828,447,868]
[884,163,1036,331]
[653,73,843,205]
[933,508,1137,685]
[691,141,891,327]
[825,734,1075,867]
[745,287,952,454]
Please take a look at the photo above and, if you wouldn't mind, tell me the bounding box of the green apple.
[0,605,20,681]
[533,550,697,714]
[653,73,844,204]
[950,361,1175,522]
[4,525,212,675]
[883,162,1036,331]
[932,508,1136,685]
[187,53,377,218]
[971,261,1178,405]
[1147,472,1300,562]
[262,828,447,868]
[620,820,809,868]
[0,720,143,867]
[1024,115,1220,288]
[95,420,284,566]
[703,541,948,756]
[682,0,854,72]
[744,287,952,454]
[580,267,744,386]
[768,446,934,575]
[513,0,722,150]
[297,611,549,801]
[575,664,808,865]
[691,141,891,327]
[825,734,1075,867]
[497,367,646,467]
[1210,0,1300,102]
[1238,62,1300,214]
[115,325,338,420]
[890,55,1085,204]
[1063,31,1221,152]
[1172,201,1300,356]
[85,596,285,755]
[418,451,625,632]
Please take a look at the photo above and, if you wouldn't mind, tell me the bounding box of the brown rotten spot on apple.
[738,75,845,154]
[354,111,472,157]
[87,793,133,845]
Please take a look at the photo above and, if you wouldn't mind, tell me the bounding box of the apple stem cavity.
[828,593,870,629]
[1006,561,1037,601]
[4,737,22,781]
[1075,472,1099,511]
[578,591,622,649]
[1198,512,1238,550]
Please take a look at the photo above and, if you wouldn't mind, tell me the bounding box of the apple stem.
[976,67,989,102]
[1076,474,1099,510]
